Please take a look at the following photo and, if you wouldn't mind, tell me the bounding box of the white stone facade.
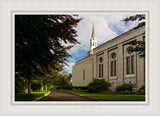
[72,26,145,91]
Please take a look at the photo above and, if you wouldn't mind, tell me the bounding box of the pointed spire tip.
[91,21,95,38]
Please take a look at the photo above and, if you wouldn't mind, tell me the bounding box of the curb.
[33,91,51,101]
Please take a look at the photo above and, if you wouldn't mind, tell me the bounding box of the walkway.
[37,89,94,101]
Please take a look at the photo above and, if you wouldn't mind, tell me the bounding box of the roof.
[75,25,145,64]
[94,25,145,50]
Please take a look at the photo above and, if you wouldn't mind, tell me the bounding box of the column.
[104,50,109,81]
[93,55,97,79]
[117,43,123,85]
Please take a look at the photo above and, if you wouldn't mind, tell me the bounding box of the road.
[37,89,95,101]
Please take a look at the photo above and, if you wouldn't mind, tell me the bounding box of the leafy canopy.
[15,15,81,77]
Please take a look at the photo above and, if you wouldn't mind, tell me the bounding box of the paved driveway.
[37,89,95,101]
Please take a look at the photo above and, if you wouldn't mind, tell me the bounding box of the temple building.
[72,22,145,90]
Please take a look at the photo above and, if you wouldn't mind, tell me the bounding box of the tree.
[122,14,145,58]
[52,71,71,87]
[15,15,81,94]
[32,74,56,91]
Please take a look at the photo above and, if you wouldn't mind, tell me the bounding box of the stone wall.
[72,26,145,90]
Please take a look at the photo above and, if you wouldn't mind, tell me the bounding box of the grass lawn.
[15,90,50,101]
[65,90,145,101]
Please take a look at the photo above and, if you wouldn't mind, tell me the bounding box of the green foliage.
[15,77,27,93]
[15,90,49,101]
[128,40,145,58]
[65,90,145,101]
[48,85,56,90]
[56,84,73,90]
[138,85,145,92]
[15,15,81,94]
[52,71,72,86]
[72,86,87,91]
[31,82,41,91]
[27,70,72,91]
[122,14,145,58]
[15,15,81,76]
[87,79,111,93]
[123,15,145,21]
[116,83,134,92]
[122,14,145,29]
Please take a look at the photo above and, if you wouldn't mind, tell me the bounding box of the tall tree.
[15,15,81,94]
[122,14,145,58]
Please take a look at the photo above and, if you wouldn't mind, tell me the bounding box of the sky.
[63,14,140,73]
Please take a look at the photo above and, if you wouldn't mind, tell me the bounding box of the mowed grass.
[65,90,145,101]
[15,90,50,101]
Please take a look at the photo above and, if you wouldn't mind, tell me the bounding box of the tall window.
[83,69,85,80]
[99,64,103,78]
[111,53,116,77]
[126,47,135,75]
[99,57,103,78]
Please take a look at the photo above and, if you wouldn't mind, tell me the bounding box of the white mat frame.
[0,0,159,116]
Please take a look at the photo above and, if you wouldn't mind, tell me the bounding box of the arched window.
[111,53,116,77]
[126,47,135,75]
[99,57,103,78]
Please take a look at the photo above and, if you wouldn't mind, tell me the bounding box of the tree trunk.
[45,85,47,91]
[41,82,44,92]
[28,78,32,95]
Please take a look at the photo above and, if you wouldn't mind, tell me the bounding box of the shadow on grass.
[65,90,145,101]
[15,91,49,101]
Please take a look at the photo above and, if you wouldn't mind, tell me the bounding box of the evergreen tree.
[15,15,81,94]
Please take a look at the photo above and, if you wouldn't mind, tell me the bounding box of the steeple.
[89,21,97,55]
[91,21,95,38]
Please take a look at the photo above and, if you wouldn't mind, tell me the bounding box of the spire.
[89,21,97,56]
[91,21,95,38]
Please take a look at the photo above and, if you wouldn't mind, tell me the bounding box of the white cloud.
[64,14,141,73]
[64,62,75,73]
[104,14,139,32]
[68,14,140,56]
[69,14,118,55]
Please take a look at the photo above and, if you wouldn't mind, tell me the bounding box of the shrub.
[87,79,111,93]
[116,83,134,92]
[138,85,145,92]
[31,82,41,91]
[56,84,73,90]
[72,86,87,91]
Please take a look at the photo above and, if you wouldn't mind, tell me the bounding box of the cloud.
[69,14,118,54]
[69,14,140,54]
[64,62,75,73]
[104,14,139,33]
[65,14,140,73]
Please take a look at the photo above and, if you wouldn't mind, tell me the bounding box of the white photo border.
[0,0,160,116]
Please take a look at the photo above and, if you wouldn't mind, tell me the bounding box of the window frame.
[83,69,85,80]
[126,46,135,75]
[99,57,103,78]
[110,52,117,77]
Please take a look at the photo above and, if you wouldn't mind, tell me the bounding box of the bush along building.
[72,22,145,91]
